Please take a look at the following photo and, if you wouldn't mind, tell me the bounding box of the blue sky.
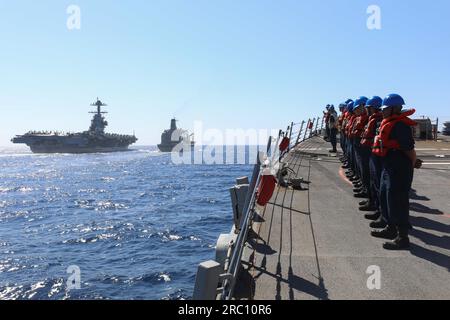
[1,0,449,146]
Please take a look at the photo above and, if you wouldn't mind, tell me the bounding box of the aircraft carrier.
[11,99,137,154]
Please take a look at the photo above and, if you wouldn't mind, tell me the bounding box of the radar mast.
[89,98,109,133]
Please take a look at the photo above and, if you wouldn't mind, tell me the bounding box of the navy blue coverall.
[368,117,383,210]
[379,122,415,228]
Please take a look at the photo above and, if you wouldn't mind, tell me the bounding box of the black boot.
[370,217,387,228]
[359,200,369,206]
[359,202,377,211]
[365,211,381,221]
[383,227,410,250]
[371,225,397,240]
[354,192,369,198]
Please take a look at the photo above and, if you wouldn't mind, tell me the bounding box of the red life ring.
[257,175,277,206]
[279,137,290,152]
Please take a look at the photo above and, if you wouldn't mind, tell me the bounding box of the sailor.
[337,104,346,154]
[350,96,369,197]
[342,101,355,176]
[370,94,419,250]
[338,99,353,156]
[342,103,352,166]
[358,96,383,213]
[339,99,353,163]
[324,105,331,141]
[328,105,338,153]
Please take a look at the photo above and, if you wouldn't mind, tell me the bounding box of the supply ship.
[11,98,137,153]
[157,118,195,152]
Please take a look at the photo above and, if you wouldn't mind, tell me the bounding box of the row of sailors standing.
[327,94,422,250]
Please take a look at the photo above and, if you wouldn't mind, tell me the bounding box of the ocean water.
[0,146,254,300]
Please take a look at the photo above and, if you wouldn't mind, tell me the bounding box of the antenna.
[90,97,108,115]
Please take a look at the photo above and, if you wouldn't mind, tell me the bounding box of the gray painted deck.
[236,136,450,300]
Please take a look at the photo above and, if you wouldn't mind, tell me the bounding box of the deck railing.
[192,115,325,300]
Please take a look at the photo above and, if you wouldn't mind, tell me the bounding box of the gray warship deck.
[236,136,450,300]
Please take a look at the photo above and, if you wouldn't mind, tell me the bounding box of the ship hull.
[12,134,137,154]
[29,145,133,154]
[158,142,195,153]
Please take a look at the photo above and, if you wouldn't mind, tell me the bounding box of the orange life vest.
[361,112,383,147]
[338,112,346,128]
[345,115,356,137]
[372,109,417,157]
[350,114,369,138]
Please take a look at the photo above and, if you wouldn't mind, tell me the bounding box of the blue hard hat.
[381,94,405,110]
[345,99,353,104]
[354,96,368,108]
[366,96,383,109]
[347,101,354,112]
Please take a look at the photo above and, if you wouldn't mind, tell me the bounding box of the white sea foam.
[158,273,171,282]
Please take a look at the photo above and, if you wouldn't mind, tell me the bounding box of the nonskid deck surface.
[236,136,450,300]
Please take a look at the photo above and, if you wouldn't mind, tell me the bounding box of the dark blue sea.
[0,146,254,300]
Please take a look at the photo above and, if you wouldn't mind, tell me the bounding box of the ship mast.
[171,118,178,130]
[89,98,109,133]
[90,97,108,116]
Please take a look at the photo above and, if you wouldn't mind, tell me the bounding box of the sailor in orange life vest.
[358,96,383,214]
[370,94,421,250]
[339,100,354,163]
[350,97,370,198]
[337,104,346,154]
[345,97,365,191]
[343,102,360,183]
